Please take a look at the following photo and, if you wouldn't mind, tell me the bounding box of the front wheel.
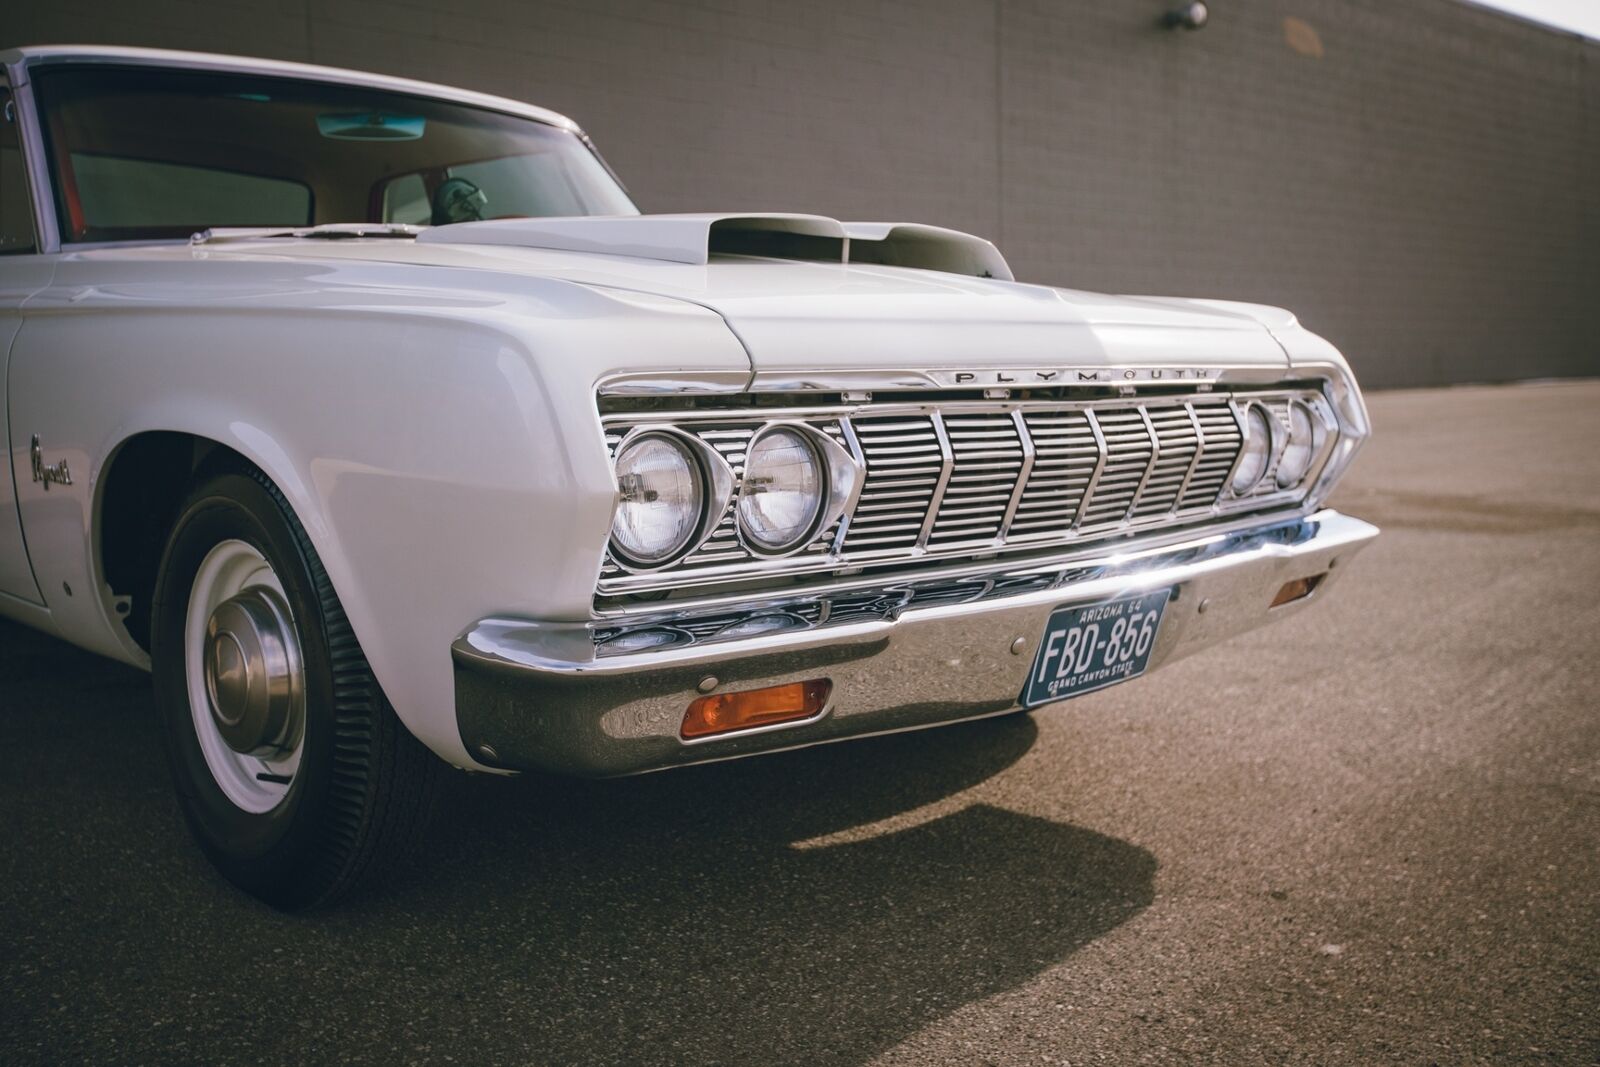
[150,467,441,909]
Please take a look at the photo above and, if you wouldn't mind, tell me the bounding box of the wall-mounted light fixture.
[1163,2,1209,30]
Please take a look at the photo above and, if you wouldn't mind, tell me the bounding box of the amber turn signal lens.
[681,679,832,740]
[1270,573,1326,608]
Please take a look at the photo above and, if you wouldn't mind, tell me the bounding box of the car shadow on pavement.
[0,620,1156,1066]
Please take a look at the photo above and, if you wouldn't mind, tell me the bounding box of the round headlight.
[1231,404,1274,494]
[737,427,824,553]
[610,433,704,566]
[1275,401,1321,488]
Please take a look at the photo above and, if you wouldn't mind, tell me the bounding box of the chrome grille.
[841,415,944,552]
[928,412,1026,545]
[1077,408,1152,529]
[1184,404,1244,510]
[600,388,1329,591]
[1130,406,1200,520]
[1009,410,1098,539]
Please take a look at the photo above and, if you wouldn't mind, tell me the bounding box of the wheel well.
[99,432,235,652]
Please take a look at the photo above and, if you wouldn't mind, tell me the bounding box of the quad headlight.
[606,420,860,571]
[737,427,825,554]
[1230,403,1275,494]
[609,432,705,567]
[1275,400,1323,488]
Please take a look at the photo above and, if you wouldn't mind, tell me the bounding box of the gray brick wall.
[9,0,1597,387]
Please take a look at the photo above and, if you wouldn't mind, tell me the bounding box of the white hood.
[202,215,1297,377]
[416,212,1015,280]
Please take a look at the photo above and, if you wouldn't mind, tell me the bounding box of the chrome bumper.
[453,510,1378,776]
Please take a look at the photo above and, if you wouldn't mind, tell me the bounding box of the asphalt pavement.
[2,380,1596,1065]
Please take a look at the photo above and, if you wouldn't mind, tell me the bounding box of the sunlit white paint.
[0,53,1360,771]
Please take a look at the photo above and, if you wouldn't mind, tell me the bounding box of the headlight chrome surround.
[735,421,863,558]
[1229,402,1277,496]
[1274,398,1324,489]
[608,427,734,572]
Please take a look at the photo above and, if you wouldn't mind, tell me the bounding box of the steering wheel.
[432,177,487,225]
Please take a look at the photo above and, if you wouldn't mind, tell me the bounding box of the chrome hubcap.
[185,540,305,813]
[203,588,303,758]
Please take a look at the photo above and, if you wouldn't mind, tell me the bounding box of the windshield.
[31,65,638,243]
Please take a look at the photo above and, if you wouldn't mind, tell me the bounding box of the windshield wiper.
[192,223,426,245]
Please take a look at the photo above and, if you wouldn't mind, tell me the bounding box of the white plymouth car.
[0,46,1377,908]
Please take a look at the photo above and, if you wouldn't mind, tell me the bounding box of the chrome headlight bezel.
[1229,401,1277,496]
[607,426,734,572]
[735,421,863,558]
[1275,398,1324,489]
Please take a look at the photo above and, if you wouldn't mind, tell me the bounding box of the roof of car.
[0,44,580,132]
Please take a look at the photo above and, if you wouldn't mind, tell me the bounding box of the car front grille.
[599,389,1327,594]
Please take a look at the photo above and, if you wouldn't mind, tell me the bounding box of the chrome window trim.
[1,63,58,255]
[5,48,636,253]
[7,48,580,132]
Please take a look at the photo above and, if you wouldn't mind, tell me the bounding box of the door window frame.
[0,63,60,254]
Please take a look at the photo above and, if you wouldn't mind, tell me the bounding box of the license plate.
[1021,588,1173,708]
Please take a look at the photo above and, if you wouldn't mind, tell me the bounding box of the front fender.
[9,256,749,767]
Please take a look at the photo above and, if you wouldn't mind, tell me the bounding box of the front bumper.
[453,509,1378,776]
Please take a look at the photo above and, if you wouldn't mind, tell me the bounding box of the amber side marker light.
[1271,573,1326,608]
[681,679,833,740]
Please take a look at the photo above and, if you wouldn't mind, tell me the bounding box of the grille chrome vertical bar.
[996,407,1036,543]
[832,416,867,554]
[1173,402,1206,513]
[916,411,955,548]
[1214,400,1251,512]
[1073,408,1109,531]
[1124,405,1163,522]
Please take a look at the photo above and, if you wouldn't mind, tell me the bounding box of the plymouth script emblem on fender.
[928,367,1220,386]
[29,435,73,491]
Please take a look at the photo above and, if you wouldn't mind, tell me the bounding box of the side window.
[0,87,38,254]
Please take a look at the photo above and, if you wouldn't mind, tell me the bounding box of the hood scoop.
[416,213,1013,281]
